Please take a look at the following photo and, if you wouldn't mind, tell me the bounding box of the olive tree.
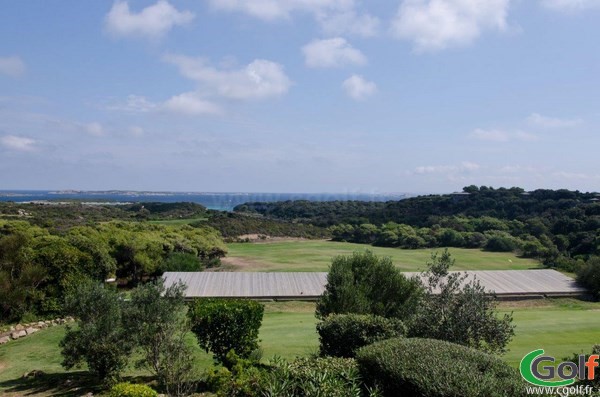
[409,250,515,354]
[60,282,132,385]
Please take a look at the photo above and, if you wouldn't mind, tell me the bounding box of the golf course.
[222,240,540,272]
[0,240,596,396]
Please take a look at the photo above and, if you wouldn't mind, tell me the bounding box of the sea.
[0,190,411,212]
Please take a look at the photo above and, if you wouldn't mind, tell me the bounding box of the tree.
[0,232,47,321]
[123,280,197,397]
[189,299,264,365]
[576,257,600,299]
[316,251,423,320]
[409,250,515,354]
[60,281,133,385]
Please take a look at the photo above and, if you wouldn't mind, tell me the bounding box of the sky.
[0,0,599,194]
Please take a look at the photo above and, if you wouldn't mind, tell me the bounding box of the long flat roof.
[163,269,585,300]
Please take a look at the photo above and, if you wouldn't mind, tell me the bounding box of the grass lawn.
[224,240,540,272]
[2,299,598,396]
[500,299,600,366]
[0,302,316,396]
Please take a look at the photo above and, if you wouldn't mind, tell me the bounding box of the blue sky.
[1,0,599,193]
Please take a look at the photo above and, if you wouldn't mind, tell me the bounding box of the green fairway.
[501,299,600,366]
[260,302,319,360]
[224,240,540,272]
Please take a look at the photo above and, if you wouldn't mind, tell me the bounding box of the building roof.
[163,269,585,300]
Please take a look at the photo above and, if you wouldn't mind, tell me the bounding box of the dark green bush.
[356,338,528,397]
[484,232,520,252]
[189,299,264,364]
[108,382,157,397]
[317,314,406,358]
[577,257,600,299]
[316,251,423,320]
[564,345,600,390]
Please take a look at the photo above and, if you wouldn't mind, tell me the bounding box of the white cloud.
[164,55,292,100]
[209,0,353,20]
[391,0,510,51]
[342,75,376,100]
[526,113,583,129]
[0,135,37,151]
[86,122,105,136]
[105,0,195,39]
[541,0,600,10]
[163,92,222,115]
[470,128,538,142]
[317,10,380,37]
[0,56,26,77]
[209,0,379,37]
[302,38,367,68]
[414,161,480,174]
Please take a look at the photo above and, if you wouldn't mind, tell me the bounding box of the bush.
[203,352,269,397]
[577,257,600,299]
[356,338,528,397]
[317,314,406,358]
[189,299,264,364]
[109,382,157,397]
[316,251,423,320]
[409,250,514,354]
[564,345,600,390]
[264,356,371,397]
[484,232,520,252]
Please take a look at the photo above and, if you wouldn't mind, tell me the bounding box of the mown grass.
[500,299,600,366]
[224,240,540,272]
[2,299,598,396]
[0,302,316,396]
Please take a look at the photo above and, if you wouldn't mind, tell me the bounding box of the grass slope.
[224,240,539,272]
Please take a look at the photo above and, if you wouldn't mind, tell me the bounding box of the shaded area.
[0,371,153,397]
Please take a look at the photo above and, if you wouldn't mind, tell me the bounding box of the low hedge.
[108,382,157,397]
[356,337,528,397]
[317,313,406,358]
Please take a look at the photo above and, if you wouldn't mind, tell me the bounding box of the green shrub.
[565,345,600,390]
[356,338,528,397]
[484,232,520,252]
[316,251,423,320]
[189,299,264,364]
[108,382,157,397]
[317,314,406,358]
[264,357,372,397]
[577,257,600,299]
[203,351,269,397]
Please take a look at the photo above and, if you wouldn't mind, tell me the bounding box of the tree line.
[235,186,600,295]
[0,220,226,322]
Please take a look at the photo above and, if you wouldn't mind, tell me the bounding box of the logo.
[520,349,599,387]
